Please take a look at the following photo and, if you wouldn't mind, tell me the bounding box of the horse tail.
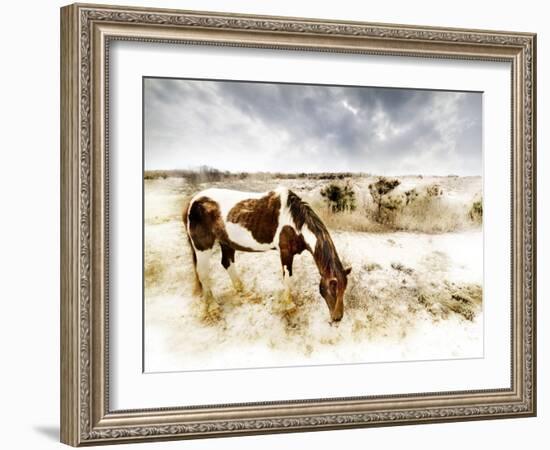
[182,198,203,296]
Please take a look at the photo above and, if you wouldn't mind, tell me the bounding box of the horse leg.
[220,243,243,293]
[195,248,220,319]
[279,251,297,313]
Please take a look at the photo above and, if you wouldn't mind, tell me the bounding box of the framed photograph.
[60,3,537,446]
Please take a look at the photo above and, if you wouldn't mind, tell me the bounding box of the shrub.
[368,177,401,223]
[320,182,357,213]
[426,184,443,197]
[469,199,483,223]
[143,170,168,180]
[404,188,419,205]
[391,262,414,276]
[364,262,382,272]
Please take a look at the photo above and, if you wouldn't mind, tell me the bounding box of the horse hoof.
[208,302,220,313]
[229,296,243,306]
[282,302,297,314]
[202,302,222,324]
[241,290,262,304]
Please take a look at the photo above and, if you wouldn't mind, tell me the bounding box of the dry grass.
[418,283,483,322]
[392,195,468,233]
[304,177,481,234]
[315,205,388,233]
[342,261,482,339]
[314,193,477,234]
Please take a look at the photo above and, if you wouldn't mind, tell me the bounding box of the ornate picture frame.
[60,3,536,446]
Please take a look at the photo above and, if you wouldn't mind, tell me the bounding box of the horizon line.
[143,168,482,177]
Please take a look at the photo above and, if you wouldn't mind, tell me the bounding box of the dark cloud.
[144,77,482,175]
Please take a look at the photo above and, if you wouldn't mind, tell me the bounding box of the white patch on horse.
[272,187,296,248]
[226,263,243,292]
[192,187,278,250]
[225,222,274,251]
[301,226,317,252]
[198,188,264,218]
[281,266,292,305]
[195,249,214,299]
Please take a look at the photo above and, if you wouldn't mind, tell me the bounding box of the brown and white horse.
[183,187,351,322]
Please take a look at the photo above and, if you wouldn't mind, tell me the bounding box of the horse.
[183,186,351,322]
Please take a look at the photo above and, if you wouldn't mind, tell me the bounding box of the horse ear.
[344,267,352,276]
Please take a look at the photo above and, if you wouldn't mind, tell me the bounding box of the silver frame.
[60,3,536,446]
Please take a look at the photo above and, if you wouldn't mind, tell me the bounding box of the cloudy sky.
[144,77,482,175]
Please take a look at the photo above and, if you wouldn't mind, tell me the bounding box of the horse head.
[319,266,351,322]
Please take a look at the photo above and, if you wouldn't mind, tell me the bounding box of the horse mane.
[286,190,344,275]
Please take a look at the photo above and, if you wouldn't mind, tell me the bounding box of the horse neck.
[286,189,343,277]
[312,230,343,278]
[301,216,342,278]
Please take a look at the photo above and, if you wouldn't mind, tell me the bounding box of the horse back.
[185,188,288,252]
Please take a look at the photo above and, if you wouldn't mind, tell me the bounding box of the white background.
[111,42,510,409]
[0,0,546,449]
